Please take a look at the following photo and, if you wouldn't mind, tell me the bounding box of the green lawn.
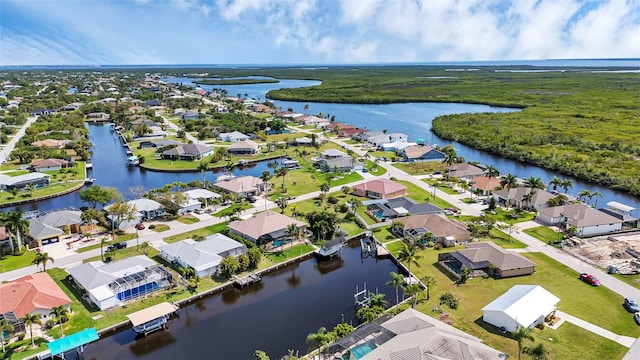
[1,336,48,360]
[387,245,639,359]
[82,246,160,263]
[151,224,171,232]
[213,204,252,218]
[524,226,563,243]
[75,234,136,253]
[163,222,228,243]
[262,244,315,266]
[393,162,447,176]
[396,180,457,210]
[0,250,36,273]
[371,226,398,243]
[363,160,387,176]
[477,228,528,249]
[176,215,200,224]
[422,178,460,195]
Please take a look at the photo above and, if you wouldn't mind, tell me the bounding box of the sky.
[1,0,639,66]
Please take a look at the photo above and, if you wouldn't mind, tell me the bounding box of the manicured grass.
[524,226,563,243]
[0,177,86,206]
[612,273,640,291]
[284,192,366,238]
[262,244,315,266]
[0,250,36,273]
[356,207,377,225]
[75,234,136,253]
[422,178,459,195]
[363,160,387,176]
[83,246,160,263]
[150,224,171,232]
[393,162,447,176]
[163,222,228,243]
[477,229,528,249]
[386,245,640,358]
[1,336,49,360]
[396,180,457,210]
[265,132,307,143]
[371,226,398,243]
[176,215,200,224]
[213,203,252,218]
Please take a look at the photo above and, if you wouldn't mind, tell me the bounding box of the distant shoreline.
[194,78,279,86]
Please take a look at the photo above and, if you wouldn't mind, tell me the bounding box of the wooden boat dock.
[233,273,261,288]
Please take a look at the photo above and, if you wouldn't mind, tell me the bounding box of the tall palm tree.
[422,275,437,300]
[512,327,534,360]
[49,305,69,338]
[21,313,42,347]
[548,176,563,191]
[561,178,573,194]
[306,327,331,356]
[397,242,422,276]
[500,173,518,209]
[100,238,109,262]
[3,210,28,252]
[0,318,14,353]
[523,176,545,189]
[32,252,54,271]
[139,241,150,255]
[277,166,288,193]
[578,189,592,203]
[347,197,362,214]
[521,190,535,210]
[369,293,389,309]
[386,272,404,306]
[591,190,603,208]
[485,165,500,196]
[403,283,424,308]
[197,161,208,187]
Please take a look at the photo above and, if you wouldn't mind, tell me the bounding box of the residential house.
[130,115,155,127]
[0,273,72,332]
[182,111,199,120]
[337,127,364,138]
[294,137,313,146]
[219,131,249,142]
[87,112,110,121]
[31,109,58,116]
[107,198,165,229]
[138,139,182,149]
[446,163,486,179]
[470,176,503,196]
[0,173,50,190]
[212,175,264,198]
[68,256,173,310]
[229,210,306,245]
[179,188,220,214]
[31,139,71,149]
[367,133,408,149]
[438,242,537,278]
[330,308,507,360]
[30,158,70,172]
[363,197,442,220]
[352,178,407,200]
[325,122,356,132]
[352,131,384,142]
[321,149,348,158]
[599,201,638,229]
[301,115,325,126]
[252,103,272,113]
[493,187,555,210]
[316,157,364,172]
[482,285,560,332]
[228,140,260,155]
[159,234,247,277]
[162,143,214,160]
[0,226,12,251]
[401,145,446,162]
[28,210,96,247]
[395,214,470,246]
[537,203,624,236]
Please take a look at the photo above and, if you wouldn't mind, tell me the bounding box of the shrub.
[148,224,156,229]
[439,292,459,310]
[327,196,339,204]
[17,333,25,341]
[433,242,443,250]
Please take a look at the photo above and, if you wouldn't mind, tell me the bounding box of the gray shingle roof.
[28,210,82,240]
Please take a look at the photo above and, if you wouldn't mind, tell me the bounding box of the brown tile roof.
[228,140,260,152]
[402,145,437,159]
[446,163,485,178]
[538,203,624,227]
[457,242,536,271]
[471,176,502,191]
[0,272,71,318]
[31,139,70,148]
[493,187,555,206]
[396,214,469,238]
[229,211,305,240]
[352,178,407,197]
[31,158,69,169]
[213,175,263,194]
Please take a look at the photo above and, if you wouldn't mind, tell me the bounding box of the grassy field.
[524,226,563,243]
[394,162,447,176]
[151,224,171,232]
[478,228,528,249]
[176,215,200,224]
[82,246,160,263]
[262,244,315,266]
[163,222,228,243]
[387,245,637,359]
[395,180,457,210]
[0,250,36,273]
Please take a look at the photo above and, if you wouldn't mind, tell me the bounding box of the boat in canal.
[315,236,346,259]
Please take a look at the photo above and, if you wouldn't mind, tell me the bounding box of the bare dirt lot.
[568,231,640,274]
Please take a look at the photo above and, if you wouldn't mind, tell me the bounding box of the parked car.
[635,312,640,325]
[445,208,459,213]
[107,242,127,251]
[579,273,601,286]
[135,222,145,230]
[624,298,640,313]
[194,208,204,214]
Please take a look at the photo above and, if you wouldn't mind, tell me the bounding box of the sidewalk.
[553,310,636,347]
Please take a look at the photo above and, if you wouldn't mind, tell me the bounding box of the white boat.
[84,178,96,184]
[315,237,346,259]
[216,172,236,182]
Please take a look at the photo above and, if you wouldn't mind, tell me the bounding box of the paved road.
[0,116,38,163]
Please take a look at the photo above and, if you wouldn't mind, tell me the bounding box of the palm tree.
[369,293,389,309]
[548,176,563,191]
[21,313,42,347]
[306,327,331,356]
[512,327,534,360]
[260,171,271,194]
[523,176,545,189]
[500,173,518,209]
[3,210,28,252]
[443,152,457,166]
[139,241,150,255]
[397,242,422,276]
[422,275,437,300]
[347,197,362,214]
[523,343,549,360]
[485,165,499,196]
[100,238,108,262]
[277,166,288,193]
[591,190,603,208]
[403,283,424,308]
[521,190,535,210]
[32,252,54,271]
[197,161,208,186]
[386,272,404,307]
[561,178,573,194]
[319,182,330,196]
[0,318,14,353]
[49,305,69,338]
[276,197,288,214]
[578,189,592,203]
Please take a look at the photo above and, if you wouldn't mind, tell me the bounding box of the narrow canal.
[84,243,401,359]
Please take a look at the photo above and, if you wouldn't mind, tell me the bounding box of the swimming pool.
[272,239,291,248]
[345,342,376,360]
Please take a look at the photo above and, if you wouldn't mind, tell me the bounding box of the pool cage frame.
[326,317,396,360]
[107,266,173,302]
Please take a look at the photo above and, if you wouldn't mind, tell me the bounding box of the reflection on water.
[315,256,344,274]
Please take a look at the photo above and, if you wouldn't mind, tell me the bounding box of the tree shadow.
[61,277,100,313]
[432,261,459,282]
[473,315,512,339]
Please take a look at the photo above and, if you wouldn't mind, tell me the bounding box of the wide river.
[84,243,400,359]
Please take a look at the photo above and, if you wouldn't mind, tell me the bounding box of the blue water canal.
[84,243,400,359]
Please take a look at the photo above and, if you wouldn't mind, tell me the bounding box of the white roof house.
[219,131,249,142]
[159,234,246,277]
[179,189,220,214]
[482,285,560,332]
[108,199,165,228]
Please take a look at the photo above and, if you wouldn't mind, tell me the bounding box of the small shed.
[482,285,559,332]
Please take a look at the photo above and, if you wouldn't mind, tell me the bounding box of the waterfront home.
[321,149,348,158]
[367,133,408,149]
[162,143,214,160]
[179,188,220,214]
[0,173,50,190]
[353,178,407,200]
[294,137,313,146]
[31,138,71,149]
[0,273,72,332]
[395,214,470,246]
[329,308,507,360]
[364,197,442,220]
[228,210,306,245]
[492,187,555,210]
[128,198,165,220]
[28,210,97,247]
[482,285,559,332]
[31,108,58,116]
[219,131,249,142]
[228,140,260,155]
[316,156,364,172]
[30,158,70,172]
[401,145,446,162]
[438,242,537,278]
[337,127,364,138]
[537,203,624,237]
[0,226,12,251]
[252,103,272,113]
[352,130,384,142]
[212,175,265,198]
[159,234,247,277]
[87,112,110,121]
[68,255,173,310]
[130,115,155,126]
[470,176,502,196]
[445,163,486,179]
[138,139,182,149]
[300,115,325,126]
[181,111,199,120]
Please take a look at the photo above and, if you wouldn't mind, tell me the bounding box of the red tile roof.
[0,273,71,318]
[352,178,407,197]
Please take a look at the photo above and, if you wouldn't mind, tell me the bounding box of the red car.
[579,273,601,286]
[135,222,145,230]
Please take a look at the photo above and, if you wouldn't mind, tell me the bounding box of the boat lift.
[126,302,179,336]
